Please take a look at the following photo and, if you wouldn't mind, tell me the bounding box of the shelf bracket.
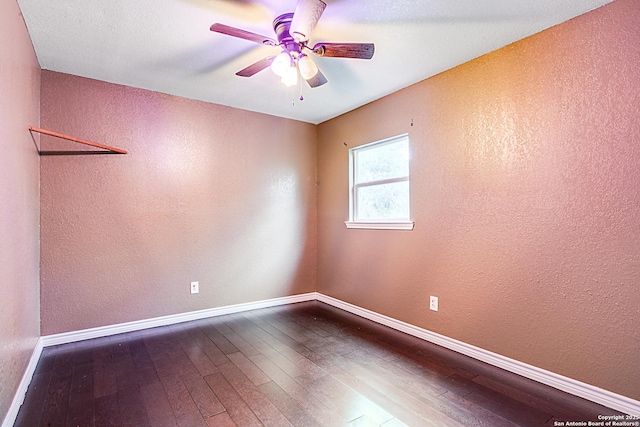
[29,126,128,155]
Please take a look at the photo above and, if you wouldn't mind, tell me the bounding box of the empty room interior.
[1,0,639,425]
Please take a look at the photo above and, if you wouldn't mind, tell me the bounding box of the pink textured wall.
[317,0,640,400]
[0,0,41,422]
[40,72,317,335]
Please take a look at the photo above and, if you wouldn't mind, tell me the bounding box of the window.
[346,134,414,230]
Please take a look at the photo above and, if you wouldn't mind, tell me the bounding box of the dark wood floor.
[15,301,619,426]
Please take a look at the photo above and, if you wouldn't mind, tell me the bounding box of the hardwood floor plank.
[182,322,214,347]
[114,353,139,392]
[326,357,463,427]
[283,313,334,338]
[471,373,612,421]
[261,348,309,379]
[129,337,155,370]
[223,330,263,357]
[207,316,234,335]
[126,337,160,389]
[324,363,438,427]
[94,393,120,426]
[292,371,366,423]
[140,381,180,427]
[347,415,379,427]
[142,327,181,357]
[435,390,520,427]
[238,309,268,326]
[218,361,294,427]
[181,371,225,418]
[109,335,131,359]
[227,351,271,386]
[274,346,327,381]
[340,344,532,426]
[270,306,331,339]
[381,418,411,427]
[413,341,496,380]
[135,363,161,388]
[117,387,151,427]
[66,361,94,427]
[296,371,395,425]
[39,346,74,427]
[249,353,345,427]
[237,319,292,353]
[302,333,354,358]
[205,411,238,427]
[152,353,207,427]
[166,348,199,377]
[93,342,117,398]
[473,374,570,414]
[336,348,448,400]
[342,354,517,427]
[200,341,232,367]
[14,371,51,427]
[384,344,458,379]
[168,323,198,349]
[252,321,306,353]
[257,380,322,427]
[199,322,239,355]
[72,345,95,367]
[34,347,57,375]
[439,374,553,426]
[213,315,266,355]
[288,342,334,369]
[260,309,320,343]
[221,314,275,354]
[183,344,220,377]
[204,372,263,427]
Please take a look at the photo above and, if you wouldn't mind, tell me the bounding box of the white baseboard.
[2,338,43,427]
[41,293,317,347]
[315,293,640,416]
[5,291,638,427]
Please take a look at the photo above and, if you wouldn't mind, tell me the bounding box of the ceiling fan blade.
[210,23,277,46]
[235,56,275,77]
[290,0,326,43]
[312,42,375,59]
[304,67,328,88]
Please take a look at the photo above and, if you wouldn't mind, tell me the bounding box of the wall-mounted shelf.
[29,126,128,155]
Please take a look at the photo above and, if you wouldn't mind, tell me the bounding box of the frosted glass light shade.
[281,66,298,87]
[271,52,293,77]
[298,54,318,80]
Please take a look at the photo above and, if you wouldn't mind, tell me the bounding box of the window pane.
[356,181,409,220]
[355,139,408,184]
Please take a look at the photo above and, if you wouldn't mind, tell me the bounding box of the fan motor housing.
[273,13,302,54]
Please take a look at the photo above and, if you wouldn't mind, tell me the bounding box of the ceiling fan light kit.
[281,65,299,87]
[298,54,318,80]
[210,0,374,89]
[271,51,294,77]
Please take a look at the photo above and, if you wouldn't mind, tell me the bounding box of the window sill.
[345,221,415,230]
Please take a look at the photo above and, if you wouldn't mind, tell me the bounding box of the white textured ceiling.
[18,0,611,124]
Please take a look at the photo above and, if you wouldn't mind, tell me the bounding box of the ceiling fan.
[210,0,375,88]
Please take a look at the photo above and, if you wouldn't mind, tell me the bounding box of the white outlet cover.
[430,296,438,312]
[190,281,199,294]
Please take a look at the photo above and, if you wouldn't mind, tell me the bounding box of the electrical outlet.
[190,281,199,294]
[430,296,438,312]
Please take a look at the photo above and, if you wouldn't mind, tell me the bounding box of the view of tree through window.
[350,135,410,222]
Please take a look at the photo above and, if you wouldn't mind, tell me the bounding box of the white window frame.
[345,134,414,230]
